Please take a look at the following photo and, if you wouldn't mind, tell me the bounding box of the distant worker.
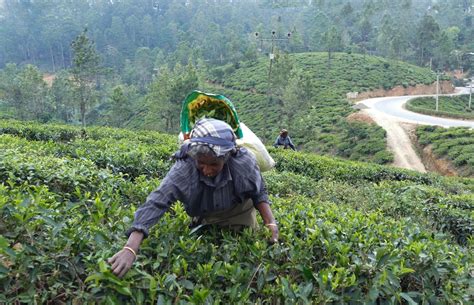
[273,129,296,151]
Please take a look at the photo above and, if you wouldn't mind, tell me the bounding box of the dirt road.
[360,106,426,172]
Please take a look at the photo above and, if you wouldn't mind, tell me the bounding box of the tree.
[281,69,312,129]
[434,27,460,69]
[19,65,51,121]
[416,14,440,66]
[145,64,198,132]
[105,16,130,57]
[0,63,50,121]
[50,70,75,123]
[123,47,154,92]
[376,14,394,57]
[269,52,294,97]
[106,85,137,127]
[340,3,355,27]
[323,26,343,68]
[70,29,101,128]
[0,64,21,116]
[356,17,373,53]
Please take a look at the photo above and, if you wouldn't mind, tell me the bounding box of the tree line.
[0,30,199,130]
[1,0,473,72]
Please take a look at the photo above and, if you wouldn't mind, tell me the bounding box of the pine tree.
[70,29,101,128]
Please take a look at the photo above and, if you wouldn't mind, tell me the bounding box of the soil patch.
[361,110,426,172]
[43,74,55,87]
[421,145,459,176]
[347,112,375,124]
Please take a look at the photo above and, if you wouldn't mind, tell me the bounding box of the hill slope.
[416,126,474,177]
[196,52,439,164]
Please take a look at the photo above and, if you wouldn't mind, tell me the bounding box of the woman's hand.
[108,231,144,278]
[266,223,279,244]
[108,248,136,278]
[256,202,279,244]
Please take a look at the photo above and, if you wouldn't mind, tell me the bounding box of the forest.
[1,0,474,71]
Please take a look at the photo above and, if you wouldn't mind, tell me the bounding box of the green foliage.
[407,96,474,120]
[416,126,474,177]
[416,14,440,65]
[270,148,435,185]
[212,53,437,96]
[0,64,51,121]
[202,52,435,163]
[103,85,139,128]
[0,0,471,73]
[50,70,76,123]
[0,39,440,164]
[143,64,199,133]
[0,120,472,303]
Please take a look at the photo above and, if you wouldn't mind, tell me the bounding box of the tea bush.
[0,120,472,303]
[407,96,474,120]
[416,126,474,177]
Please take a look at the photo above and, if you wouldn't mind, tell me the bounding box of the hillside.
[416,126,474,177]
[1,0,472,77]
[216,53,438,94]
[0,120,472,303]
[192,52,439,165]
[1,51,443,166]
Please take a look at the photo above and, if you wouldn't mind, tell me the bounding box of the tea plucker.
[109,118,279,278]
[273,129,296,151]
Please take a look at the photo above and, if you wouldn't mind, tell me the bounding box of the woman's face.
[195,154,225,177]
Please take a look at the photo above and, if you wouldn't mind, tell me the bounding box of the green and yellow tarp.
[180,90,243,139]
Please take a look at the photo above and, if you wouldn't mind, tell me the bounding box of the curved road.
[356,88,474,172]
[361,91,474,128]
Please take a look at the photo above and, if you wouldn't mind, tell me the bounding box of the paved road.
[358,88,474,128]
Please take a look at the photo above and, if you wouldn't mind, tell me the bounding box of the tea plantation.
[407,96,474,120]
[203,53,439,163]
[0,120,472,304]
[133,52,440,165]
[416,126,474,177]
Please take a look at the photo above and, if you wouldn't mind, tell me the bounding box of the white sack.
[236,122,275,172]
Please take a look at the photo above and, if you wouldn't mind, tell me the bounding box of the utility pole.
[469,79,472,109]
[467,52,474,109]
[436,72,440,112]
[255,30,291,94]
[462,52,474,109]
[254,30,291,140]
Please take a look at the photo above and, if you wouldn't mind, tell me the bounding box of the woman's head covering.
[189,118,237,157]
[280,129,288,136]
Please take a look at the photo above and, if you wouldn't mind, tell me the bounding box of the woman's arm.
[108,161,189,277]
[255,202,279,243]
[288,137,296,151]
[273,136,280,147]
